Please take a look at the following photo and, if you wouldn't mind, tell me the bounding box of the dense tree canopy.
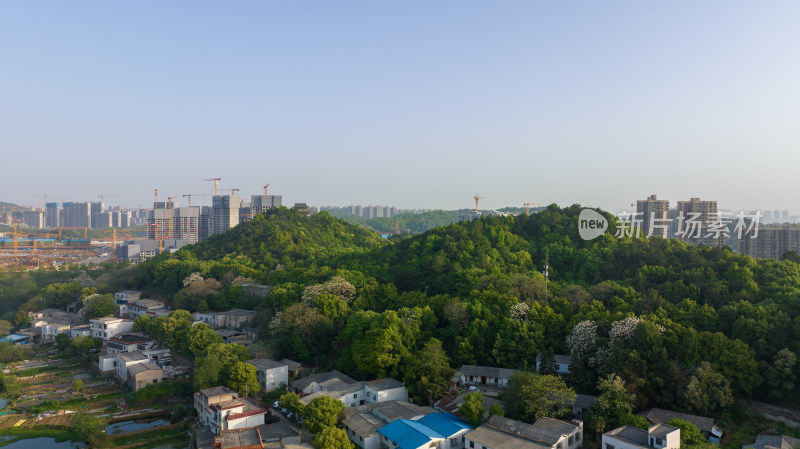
[11,205,800,420]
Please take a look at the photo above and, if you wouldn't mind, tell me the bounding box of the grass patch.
[262,387,287,405]
[127,380,191,406]
[12,365,62,378]
[0,427,80,447]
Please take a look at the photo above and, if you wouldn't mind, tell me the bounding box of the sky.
[2,1,799,213]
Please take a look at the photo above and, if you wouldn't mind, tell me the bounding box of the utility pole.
[543,250,549,300]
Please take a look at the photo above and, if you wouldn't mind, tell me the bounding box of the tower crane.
[263,184,270,195]
[167,196,176,239]
[473,194,486,213]
[524,202,540,216]
[103,229,118,260]
[146,223,163,255]
[182,194,210,207]
[202,178,222,196]
[154,188,159,209]
[98,194,119,203]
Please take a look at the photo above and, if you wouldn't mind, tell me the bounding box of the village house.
[127,361,163,391]
[342,401,436,449]
[378,412,473,449]
[643,408,722,443]
[120,298,170,320]
[195,386,268,435]
[290,370,358,396]
[535,354,573,375]
[216,329,253,345]
[297,376,409,410]
[246,358,288,393]
[115,290,141,304]
[743,435,800,449]
[194,309,258,330]
[106,333,155,354]
[90,316,134,340]
[365,378,409,404]
[40,319,72,340]
[212,421,305,449]
[603,424,680,449]
[464,415,583,449]
[70,324,92,338]
[456,365,518,388]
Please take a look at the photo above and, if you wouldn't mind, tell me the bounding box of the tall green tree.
[682,362,733,414]
[301,396,346,434]
[279,392,304,414]
[83,293,117,319]
[313,427,355,449]
[589,374,635,433]
[458,391,485,427]
[74,413,107,447]
[228,362,260,396]
[504,371,575,423]
[404,338,454,405]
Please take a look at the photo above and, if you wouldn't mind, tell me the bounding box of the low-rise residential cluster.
[8,288,742,449]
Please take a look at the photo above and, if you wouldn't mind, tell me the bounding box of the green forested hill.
[118,205,800,420]
[191,207,385,263]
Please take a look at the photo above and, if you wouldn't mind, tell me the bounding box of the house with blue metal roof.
[0,334,30,345]
[378,412,473,449]
[419,413,474,447]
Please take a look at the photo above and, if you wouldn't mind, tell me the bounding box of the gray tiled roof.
[605,425,649,448]
[216,427,261,449]
[343,413,385,437]
[247,358,287,371]
[200,385,237,398]
[536,353,573,365]
[466,425,552,449]
[128,362,161,375]
[644,408,714,433]
[458,365,518,380]
[281,359,302,371]
[365,378,404,391]
[341,400,435,422]
[291,370,357,391]
[744,435,800,449]
[649,424,679,440]
[483,415,579,446]
[118,352,148,362]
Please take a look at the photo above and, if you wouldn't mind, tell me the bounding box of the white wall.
[369,386,409,404]
[227,413,265,430]
[345,426,379,449]
[261,366,288,392]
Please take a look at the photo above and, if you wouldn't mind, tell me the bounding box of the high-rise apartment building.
[23,210,45,229]
[212,195,240,235]
[146,209,171,240]
[676,197,724,247]
[173,207,200,244]
[738,225,800,259]
[62,202,91,228]
[45,202,61,228]
[147,207,201,243]
[96,212,113,229]
[91,201,104,228]
[636,194,670,238]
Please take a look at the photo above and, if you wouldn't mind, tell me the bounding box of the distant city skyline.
[2,2,799,212]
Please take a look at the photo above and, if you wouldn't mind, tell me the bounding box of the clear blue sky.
[2,1,799,212]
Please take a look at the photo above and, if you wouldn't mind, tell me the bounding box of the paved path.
[751,401,800,428]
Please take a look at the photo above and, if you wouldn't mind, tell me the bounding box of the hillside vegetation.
[13,205,800,440]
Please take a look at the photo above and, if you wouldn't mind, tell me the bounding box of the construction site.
[0,224,145,271]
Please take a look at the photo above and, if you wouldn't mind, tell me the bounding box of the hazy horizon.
[2,2,799,213]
